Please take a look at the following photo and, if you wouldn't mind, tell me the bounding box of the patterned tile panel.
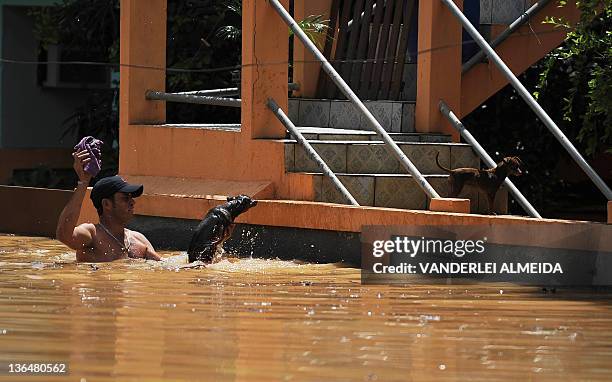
[346,144,400,173]
[299,133,318,140]
[321,134,368,141]
[392,103,403,133]
[294,143,347,173]
[284,143,294,172]
[428,176,451,199]
[288,99,300,123]
[299,100,331,127]
[450,145,479,169]
[400,63,417,102]
[384,134,420,143]
[400,144,451,174]
[420,134,452,143]
[321,175,375,206]
[375,176,427,209]
[401,103,416,133]
[492,0,525,24]
[329,101,362,130]
[480,0,493,24]
[361,101,401,132]
[312,174,323,202]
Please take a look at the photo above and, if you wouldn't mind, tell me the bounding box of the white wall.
[1,6,91,148]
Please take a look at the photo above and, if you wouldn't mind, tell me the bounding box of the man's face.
[106,192,135,222]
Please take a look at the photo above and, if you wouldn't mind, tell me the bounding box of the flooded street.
[1,233,612,381]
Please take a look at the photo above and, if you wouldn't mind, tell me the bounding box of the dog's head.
[502,156,523,176]
[225,195,258,219]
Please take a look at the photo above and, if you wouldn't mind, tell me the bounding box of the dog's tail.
[435,152,452,173]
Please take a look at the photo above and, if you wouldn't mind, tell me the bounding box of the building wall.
[1,5,90,148]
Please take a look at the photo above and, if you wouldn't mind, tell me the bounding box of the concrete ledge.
[430,198,470,214]
[122,175,274,200]
[0,185,71,237]
[2,186,610,257]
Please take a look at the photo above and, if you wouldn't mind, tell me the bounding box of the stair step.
[282,140,479,175]
[302,172,506,213]
[292,127,451,143]
[288,98,415,132]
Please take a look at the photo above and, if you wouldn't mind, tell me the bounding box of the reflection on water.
[1,233,612,381]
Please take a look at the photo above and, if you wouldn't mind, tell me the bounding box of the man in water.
[56,149,161,262]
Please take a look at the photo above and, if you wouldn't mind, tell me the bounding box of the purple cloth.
[74,136,103,177]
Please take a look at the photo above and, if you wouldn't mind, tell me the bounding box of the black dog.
[187,195,258,263]
[435,152,523,213]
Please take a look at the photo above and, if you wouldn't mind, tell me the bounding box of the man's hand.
[73,150,93,184]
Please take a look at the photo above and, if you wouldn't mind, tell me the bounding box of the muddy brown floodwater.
[1,233,612,381]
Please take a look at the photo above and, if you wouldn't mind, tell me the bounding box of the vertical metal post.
[269,0,440,199]
[440,101,541,218]
[267,98,360,206]
[441,0,612,201]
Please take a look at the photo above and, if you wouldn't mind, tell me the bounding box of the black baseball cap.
[90,175,144,209]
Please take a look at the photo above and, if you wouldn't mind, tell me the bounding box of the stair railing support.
[267,98,359,206]
[441,0,612,201]
[269,0,440,200]
[439,101,541,218]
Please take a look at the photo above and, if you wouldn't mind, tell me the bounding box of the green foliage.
[465,1,611,218]
[291,15,331,50]
[538,0,612,156]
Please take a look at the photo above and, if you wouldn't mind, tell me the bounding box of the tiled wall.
[481,0,535,24]
[288,99,416,132]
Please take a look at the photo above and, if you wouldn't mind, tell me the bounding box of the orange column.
[415,0,462,141]
[292,0,332,98]
[242,0,289,139]
[119,0,167,171]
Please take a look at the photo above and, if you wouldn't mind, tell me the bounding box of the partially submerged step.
[302,172,506,214]
[283,140,479,175]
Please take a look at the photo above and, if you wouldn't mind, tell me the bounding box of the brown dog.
[435,153,523,213]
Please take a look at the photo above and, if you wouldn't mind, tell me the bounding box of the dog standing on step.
[188,195,258,263]
[435,153,523,214]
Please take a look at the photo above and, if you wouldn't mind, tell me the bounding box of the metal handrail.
[463,0,551,73]
[441,0,612,200]
[269,0,440,199]
[146,83,300,107]
[173,88,239,97]
[267,98,359,206]
[439,101,541,218]
[145,90,241,108]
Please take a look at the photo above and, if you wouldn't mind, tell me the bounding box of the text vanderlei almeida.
[369,237,564,275]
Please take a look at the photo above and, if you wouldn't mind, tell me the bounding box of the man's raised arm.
[56,150,95,250]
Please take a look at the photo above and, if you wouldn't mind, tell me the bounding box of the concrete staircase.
[281,99,508,213]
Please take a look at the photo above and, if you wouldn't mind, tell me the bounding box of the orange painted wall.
[415,0,463,140]
[1,185,607,255]
[0,148,72,184]
[0,186,71,237]
[117,0,314,201]
[292,0,332,98]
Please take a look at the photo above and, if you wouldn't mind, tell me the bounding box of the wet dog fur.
[187,195,258,263]
[435,153,523,214]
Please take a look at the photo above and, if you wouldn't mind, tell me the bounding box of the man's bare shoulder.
[127,229,147,241]
[75,223,97,239]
